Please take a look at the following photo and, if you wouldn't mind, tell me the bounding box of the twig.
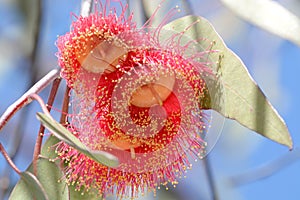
[29,93,53,176]
[29,94,51,117]
[60,86,71,125]
[32,78,62,175]
[202,156,219,200]
[0,68,61,132]
[0,143,21,175]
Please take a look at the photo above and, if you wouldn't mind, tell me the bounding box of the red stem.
[60,86,71,125]
[0,69,60,132]
[0,143,21,175]
[29,94,51,117]
[32,78,62,175]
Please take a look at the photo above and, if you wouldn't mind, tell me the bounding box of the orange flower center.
[130,72,176,107]
[77,39,128,74]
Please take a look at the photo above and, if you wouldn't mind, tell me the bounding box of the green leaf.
[9,136,68,200]
[68,185,102,200]
[42,137,101,199]
[220,0,300,47]
[9,151,68,200]
[9,135,102,200]
[34,159,68,199]
[162,15,293,148]
[36,112,119,167]
[40,134,60,158]
[9,171,49,200]
[9,136,61,200]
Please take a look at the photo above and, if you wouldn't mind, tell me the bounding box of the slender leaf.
[44,136,102,199]
[9,171,49,200]
[220,0,300,46]
[36,112,119,167]
[162,15,292,148]
[9,156,67,200]
[40,134,60,158]
[10,136,68,200]
[9,135,102,200]
[35,159,69,199]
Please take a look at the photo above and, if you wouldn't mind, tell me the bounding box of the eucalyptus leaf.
[9,135,101,200]
[68,184,102,200]
[9,136,68,200]
[41,134,60,158]
[34,159,68,199]
[162,15,292,148]
[36,112,119,167]
[9,158,67,200]
[220,0,300,46]
[9,171,49,200]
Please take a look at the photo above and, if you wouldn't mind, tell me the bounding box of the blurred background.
[0,0,300,199]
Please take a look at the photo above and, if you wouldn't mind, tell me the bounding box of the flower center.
[77,40,127,74]
[130,72,176,107]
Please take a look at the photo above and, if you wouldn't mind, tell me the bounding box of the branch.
[202,156,219,200]
[29,94,51,116]
[32,78,61,175]
[0,143,21,175]
[60,86,71,125]
[0,68,60,132]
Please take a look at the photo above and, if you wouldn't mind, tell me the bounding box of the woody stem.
[0,68,61,132]
[60,86,71,125]
[0,143,21,175]
[203,156,219,200]
[33,78,61,175]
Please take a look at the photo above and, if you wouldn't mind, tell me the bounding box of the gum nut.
[78,40,127,73]
[130,71,176,107]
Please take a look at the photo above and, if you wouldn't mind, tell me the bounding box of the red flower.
[56,1,211,199]
[56,3,136,87]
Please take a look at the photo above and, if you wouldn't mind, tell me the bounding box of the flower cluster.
[56,1,211,199]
